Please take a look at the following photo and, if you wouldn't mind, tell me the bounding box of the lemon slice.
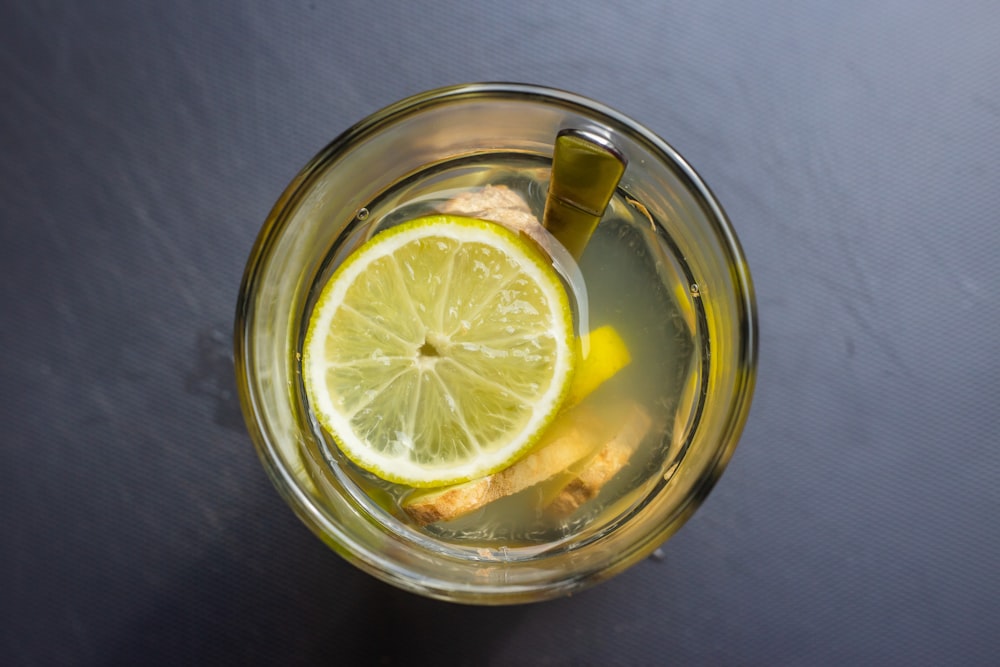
[302,215,576,488]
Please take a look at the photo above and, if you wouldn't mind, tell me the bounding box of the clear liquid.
[298,153,702,549]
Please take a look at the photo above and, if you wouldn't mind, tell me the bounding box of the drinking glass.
[234,83,757,604]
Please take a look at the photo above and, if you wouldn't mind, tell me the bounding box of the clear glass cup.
[234,83,757,604]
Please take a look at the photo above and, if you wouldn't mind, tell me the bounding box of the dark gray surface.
[3,1,998,665]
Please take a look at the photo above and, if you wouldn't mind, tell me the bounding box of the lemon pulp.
[302,215,576,488]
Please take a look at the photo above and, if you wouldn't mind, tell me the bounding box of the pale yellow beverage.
[301,154,699,548]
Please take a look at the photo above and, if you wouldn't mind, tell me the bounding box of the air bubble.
[356,207,370,221]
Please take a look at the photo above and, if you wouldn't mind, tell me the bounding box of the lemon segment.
[302,215,576,488]
[565,324,632,407]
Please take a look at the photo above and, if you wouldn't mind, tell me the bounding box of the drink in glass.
[235,83,756,604]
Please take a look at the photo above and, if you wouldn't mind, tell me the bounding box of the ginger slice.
[439,184,537,229]
[402,400,648,526]
[402,403,615,526]
[545,403,652,518]
[439,184,553,253]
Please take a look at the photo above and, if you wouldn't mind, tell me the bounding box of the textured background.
[3,2,999,665]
